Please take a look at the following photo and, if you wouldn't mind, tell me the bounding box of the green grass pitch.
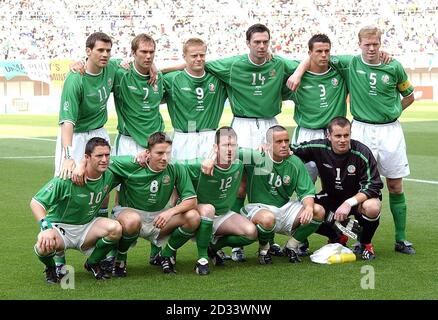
[0,101,437,300]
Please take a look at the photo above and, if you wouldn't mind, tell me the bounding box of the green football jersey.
[205,55,298,118]
[109,156,196,212]
[32,173,119,225]
[114,63,164,147]
[59,59,120,133]
[282,68,347,129]
[243,149,315,207]
[185,159,244,215]
[331,55,414,123]
[163,70,227,132]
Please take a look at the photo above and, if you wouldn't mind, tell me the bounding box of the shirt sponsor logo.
[45,183,55,193]
[347,165,356,174]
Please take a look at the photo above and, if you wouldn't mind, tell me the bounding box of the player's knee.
[198,204,215,218]
[362,199,381,218]
[242,222,258,240]
[386,178,403,193]
[107,220,123,240]
[313,204,325,221]
[184,209,201,230]
[255,211,276,229]
[119,213,141,235]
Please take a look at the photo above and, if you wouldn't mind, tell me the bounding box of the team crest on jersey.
[63,101,69,111]
[347,165,356,174]
[209,83,215,92]
[283,175,291,185]
[269,69,276,77]
[162,175,171,185]
[153,84,158,92]
[234,171,240,179]
[103,185,109,193]
[381,74,390,84]
[107,78,113,86]
[331,78,339,87]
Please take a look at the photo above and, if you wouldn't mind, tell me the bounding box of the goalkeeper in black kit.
[292,116,383,260]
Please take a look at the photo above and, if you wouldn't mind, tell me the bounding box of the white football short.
[171,130,216,160]
[231,117,278,149]
[54,126,110,176]
[352,119,410,178]
[242,201,303,236]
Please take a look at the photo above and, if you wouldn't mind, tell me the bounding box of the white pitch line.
[404,178,438,185]
[0,135,56,142]
[0,156,54,159]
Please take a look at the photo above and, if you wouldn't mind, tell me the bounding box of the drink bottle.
[327,253,356,264]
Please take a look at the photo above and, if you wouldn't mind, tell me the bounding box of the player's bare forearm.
[401,93,415,110]
[30,199,47,222]
[160,63,186,74]
[287,56,310,91]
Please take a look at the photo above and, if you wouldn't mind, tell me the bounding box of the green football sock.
[87,237,117,265]
[54,251,66,266]
[231,197,245,213]
[256,224,275,246]
[116,233,139,262]
[389,192,407,242]
[34,246,55,267]
[196,217,213,260]
[150,242,161,257]
[161,227,195,258]
[293,219,322,242]
[212,235,255,251]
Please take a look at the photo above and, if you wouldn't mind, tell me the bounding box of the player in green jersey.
[282,34,347,183]
[113,34,164,155]
[205,24,301,261]
[54,32,120,276]
[329,26,416,254]
[241,125,325,263]
[185,127,256,274]
[32,138,122,283]
[162,38,228,160]
[108,132,199,275]
[205,24,299,149]
[55,32,118,179]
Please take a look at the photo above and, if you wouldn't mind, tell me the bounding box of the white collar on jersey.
[267,151,283,164]
[86,174,103,182]
[146,162,164,173]
[247,54,267,66]
[85,69,103,76]
[360,55,382,66]
[184,68,206,78]
[307,67,332,76]
[133,63,151,78]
